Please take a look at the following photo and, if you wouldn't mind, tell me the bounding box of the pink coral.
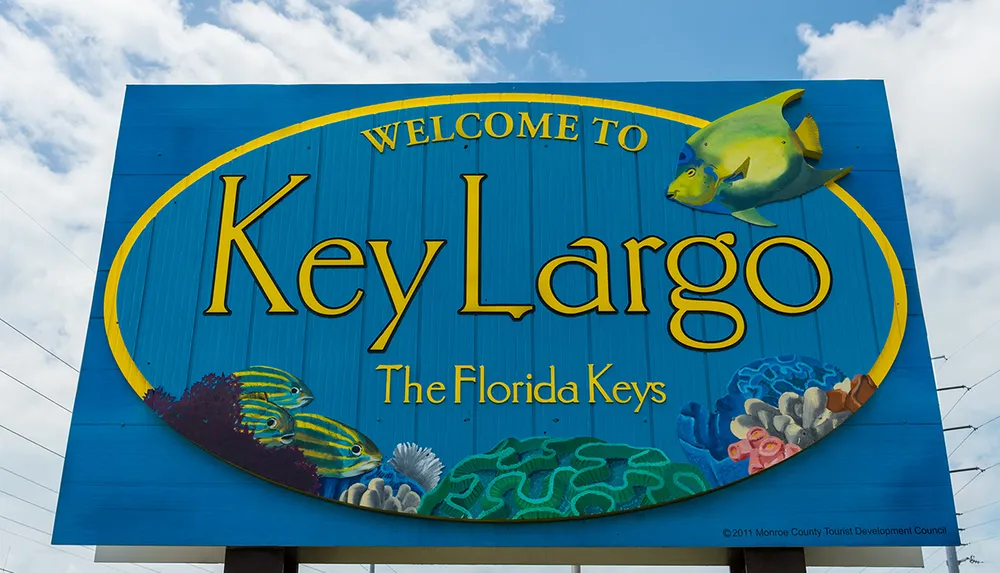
[728,426,802,476]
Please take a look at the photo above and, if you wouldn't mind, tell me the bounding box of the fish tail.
[795,114,823,160]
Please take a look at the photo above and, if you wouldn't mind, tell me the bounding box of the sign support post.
[222,547,299,573]
[729,548,806,573]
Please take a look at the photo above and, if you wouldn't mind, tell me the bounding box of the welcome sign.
[56,82,957,550]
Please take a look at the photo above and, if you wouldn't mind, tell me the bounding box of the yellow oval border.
[103,93,908,519]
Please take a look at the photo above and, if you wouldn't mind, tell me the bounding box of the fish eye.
[686,168,697,177]
[290,387,300,395]
[266,418,277,428]
[350,444,362,456]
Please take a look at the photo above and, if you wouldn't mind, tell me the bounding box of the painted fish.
[233,365,314,409]
[238,392,295,448]
[292,412,382,478]
[664,89,852,227]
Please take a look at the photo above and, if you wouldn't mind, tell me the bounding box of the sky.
[0,0,999,572]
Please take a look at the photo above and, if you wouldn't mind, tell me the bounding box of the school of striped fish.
[234,365,383,479]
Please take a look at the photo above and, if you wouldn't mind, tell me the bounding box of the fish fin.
[722,157,751,183]
[241,391,271,402]
[824,165,853,184]
[731,208,777,228]
[807,166,853,190]
[687,200,732,215]
[763,89,806,109]
[795,114,823,160]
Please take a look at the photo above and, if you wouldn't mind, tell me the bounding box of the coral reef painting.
[143,374,322,494]
[676,355,876,488]
[417,436,710,520]
[142,353,875,521]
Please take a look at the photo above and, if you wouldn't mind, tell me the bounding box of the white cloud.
[0,1,557,571]
[799,0,1000,569]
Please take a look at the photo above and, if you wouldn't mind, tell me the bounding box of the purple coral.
[144,373,322,494]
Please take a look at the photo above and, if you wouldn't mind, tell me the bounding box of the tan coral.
[339,478,422,514]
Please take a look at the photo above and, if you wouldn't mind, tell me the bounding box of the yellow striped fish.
[292,413,382,478]
[238,392,295,448]
[233,365,314,409]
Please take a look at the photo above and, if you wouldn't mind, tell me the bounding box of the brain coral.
[417,436,709,520]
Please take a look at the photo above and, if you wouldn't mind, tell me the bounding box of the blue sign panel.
[54,81,958,548]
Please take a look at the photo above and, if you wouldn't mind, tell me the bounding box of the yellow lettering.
[479,366,486,403]
[427,382,446,404]
[745,236,832,315]
[403,366,422,404]
[459,174,534,320]
[555,114,579,141]
[518,112,552,139]
[650,382,667,404]
[377,364,403,403]
[630,381,654,414]
[430,116,455,142]
[533,366,557,404]
[367,239,446,352]
[484,112,514,139]
[404,118,430,147]
[537,237,616,315]
[360,122,401,153]
[455,366,476,404]
[592,117,618,146]
[298,238,364,317]
[622,236,667,313]
[456,112,481,140]
[665,232,746,351]
[617,125,648,152]
[587,364,613,404]
[205,174,306,316]
[512,381,524,403]
[488,381,510,404]
[612,381,632,404]
[558,381,579,404]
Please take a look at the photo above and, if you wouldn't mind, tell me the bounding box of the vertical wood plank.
[474,103,535,451]
[301,118,375,425]
[529,103,591,440]
[415,104,477,463]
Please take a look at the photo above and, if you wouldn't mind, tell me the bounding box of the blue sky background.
[515,0,905,80]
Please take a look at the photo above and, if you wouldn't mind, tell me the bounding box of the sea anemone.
[388,442,444,492]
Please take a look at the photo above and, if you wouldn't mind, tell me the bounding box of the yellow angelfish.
[665,89,852,227]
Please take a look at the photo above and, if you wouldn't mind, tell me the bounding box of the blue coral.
[320,463,426,501]
[676,355,847,488]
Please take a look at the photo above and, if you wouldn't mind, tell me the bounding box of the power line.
[949,413,1000,458]
[0,317,79,373]
[0,525,129,573]
[953,460,999,496]
[961,497,1000,515]
[0,366,72,413]
[942,364,1000,421]
[0,422,65,458]
[0,514,51,538]
[962,514,1000,531]
[965,530,1000,545]
[945,315,1000,363]
[0,190,95,273]
[948,429,976,457]
[0,487,54,513]
[0,465,59,495]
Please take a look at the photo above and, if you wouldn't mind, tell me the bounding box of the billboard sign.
[55,81,958,551]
